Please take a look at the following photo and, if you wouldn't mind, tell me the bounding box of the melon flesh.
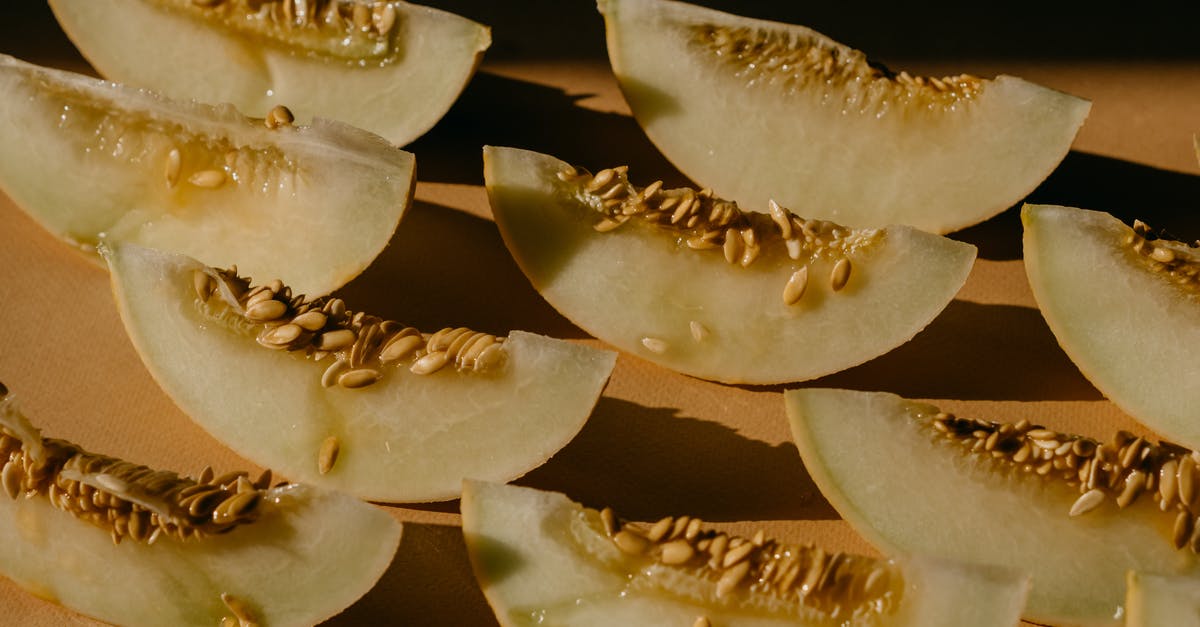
[785,388,1200,626]
[105,244,617,503]
[0,393,400,626]
[1126,571,1200,627]
[484,146,975,384]
[461,480,1029,627]
[1023,204,1200,449]
[599,0,1090,233]
[0,53,413,298]
[48,0,490,146]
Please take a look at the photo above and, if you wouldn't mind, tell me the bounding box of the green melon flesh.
[484,146,975,385]
[105,244,617,503]
[599,0,1090,233]
[48,0,489,146]
[0,394,400,626]
[1126,572,1200,626]
[0,54,413,298]
[1023,204,1200,449]
[785,388,1200,626]
[461,480,1029,627]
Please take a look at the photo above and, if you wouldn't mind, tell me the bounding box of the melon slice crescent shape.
[484,146,975,385]
[599,0,1091,233]
[0,388,400,626]
[1023,204,1200,449]
[461,480,1030,627]
[785,388,1200,626]
[0,53,414,298]
[105,244,617,503]
[48,0,490,146]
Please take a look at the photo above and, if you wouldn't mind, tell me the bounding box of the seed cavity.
[1124,219,1200,295]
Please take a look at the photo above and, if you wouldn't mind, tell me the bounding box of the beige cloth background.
[1,3,1199,625]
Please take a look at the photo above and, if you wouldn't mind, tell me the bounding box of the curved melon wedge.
[1023,204,1200,449]
[484,146,975,384]
[462,480,1029,627]
[785,388,1200,625]
[0,54,414,298]
[105,244,616,503]
[1126,572,1200,626]
[599,0,1090,233]
[0,387,399,626]
[49,0,490,146]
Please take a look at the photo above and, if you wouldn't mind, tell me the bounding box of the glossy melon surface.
[484,146,975,384]
[600,0,1090,233]
[1023,204,1200,449]
[106,244,616,503]
[49,0,490,146]
[0,53,413,298]
[786,388,1200,625]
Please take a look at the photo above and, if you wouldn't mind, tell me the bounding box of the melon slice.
[599,0,1091,233]
[483,146,975,384]
[461,480,1029,627]
[0,53,413,298]
[104,244,616,503]
[0,385,400,626]
[1126,571,1200,626]
[785,388,1200,625]
[48,0,489,146]
[1023,204,1200,449]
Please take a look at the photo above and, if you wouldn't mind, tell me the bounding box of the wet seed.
[291,310,327,332]
[411,351,450,375]
[318,436,339,475]
[647,517,673,543]
[641,337,668,354]
[379,334,423,363]
[315,329,356,351]
[830,258,852,291]
[245,299,287,322]
[613,529,649,555]
[320,359,348,388]
[782,266,809,305]
[659,540,695,565]
[716,560,751,597]
[189,169,226,188]
[338,368,380,389]
[689,321,709,342]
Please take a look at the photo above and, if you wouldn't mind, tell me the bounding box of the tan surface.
[2,4,1200,627]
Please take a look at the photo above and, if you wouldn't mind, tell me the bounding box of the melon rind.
[48,0,490,146]
[1125,571,1200,627]
[0,53,414,298]
[785,388,1200,626]
[105,244,617,503]
[1022,204,1200,449]
[599,0,1090,233]
[461,480,1029,627]
[484,146,975,385]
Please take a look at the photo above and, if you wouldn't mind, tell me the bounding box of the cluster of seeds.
[600,508,900,621]
[1125,219,1200,295]
[0,386,272,546]
[690,24,982,112]
[927,411,1200,552]
[162,104,297,192]
[558,163,880,309]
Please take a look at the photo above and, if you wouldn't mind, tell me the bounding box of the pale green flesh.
[106,245,616,503]
[1126,571,1200,626]
[484,146,975,385]
[48,0,489,146]
[1023,204,1200,449]
[0,54,413,298]
[785,388,1200,626]
[461,480,1028,627]
[599,0,1090,234]
[0,483,399,626]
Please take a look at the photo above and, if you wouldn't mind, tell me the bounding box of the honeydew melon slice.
[785,388,1200,626]
[1126,571,1200,626]
[599,0,1091,233]
[0,387,400,626]
[105,244,616,503]
[483,146,975,384]
[0,54,413,298]
[1023,204,1200,449]
[461,480,1029,627]
[48,0,489,146]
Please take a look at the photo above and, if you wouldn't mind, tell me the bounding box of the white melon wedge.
[0,54,413,298]
[1126,571,1200,627]
[48,0,489,146]
[0,386,400,626]
[484,146,975,385]
[105,244,616,503]
[461,480,1030,627]
[785,388,1200,626]
[1023,204,1200,449]
[599,0,1091,233]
